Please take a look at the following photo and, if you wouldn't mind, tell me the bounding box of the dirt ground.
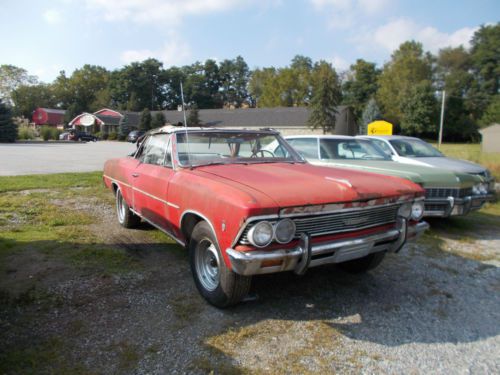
[0,187,499,374]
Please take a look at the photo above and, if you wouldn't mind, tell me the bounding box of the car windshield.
[176,131,302,167]
[319,139,390,160]
[389,139,443,157]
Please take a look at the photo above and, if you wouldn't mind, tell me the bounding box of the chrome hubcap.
[116,191,126,223]
[195,240,220,291]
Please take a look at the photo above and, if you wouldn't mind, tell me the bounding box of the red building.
[32,108,66,126]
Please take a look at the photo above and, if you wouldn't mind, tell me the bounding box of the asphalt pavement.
[0,141,137,176]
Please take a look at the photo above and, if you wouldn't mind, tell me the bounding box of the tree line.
[1,23,498,142]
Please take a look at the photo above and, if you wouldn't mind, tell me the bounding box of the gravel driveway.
[1,186,499,374]
[0,141,136,175]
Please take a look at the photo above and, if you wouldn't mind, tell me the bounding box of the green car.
[278,135,491,218]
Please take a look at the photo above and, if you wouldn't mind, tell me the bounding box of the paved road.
[0,141,137,176]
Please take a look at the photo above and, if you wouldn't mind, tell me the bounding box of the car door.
[132,133,175,231]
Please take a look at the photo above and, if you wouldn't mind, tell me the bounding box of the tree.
[361,98,381,135]
[342,59,380,120]
[187,104,201,126]
[11,83,56,118]
[118,114,131,140]
[0,100,17,142]
[400,81,437,137]
[219,56,250,107]
[479,95,500,127]
[64,103,84,125]
[0,65,38,105]
[139,108,152,131]
[151,112,166,128]
[308,61,342,134]
[377,41,433,124]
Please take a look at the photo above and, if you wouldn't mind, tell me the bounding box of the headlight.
[479,183,488,195]
[411,201,424,221]
[472,184,481,195]
[274,219,296,244]
[247,221,273,247]
[397,203,412,218]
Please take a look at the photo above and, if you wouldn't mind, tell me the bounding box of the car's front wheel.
[189,221,251,308]
[115,187,140,228]
[337,251,386,273]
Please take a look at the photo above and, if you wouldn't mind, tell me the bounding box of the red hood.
[194,162,421,208]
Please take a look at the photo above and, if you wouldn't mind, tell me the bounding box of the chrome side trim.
[180,210,221,250]
[129,208,185,247]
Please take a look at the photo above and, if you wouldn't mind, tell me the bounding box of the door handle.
[132,173,139,177]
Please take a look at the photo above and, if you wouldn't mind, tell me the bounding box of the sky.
[1,0,498,83]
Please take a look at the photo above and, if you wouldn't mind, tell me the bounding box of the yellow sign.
[367,120,393,135]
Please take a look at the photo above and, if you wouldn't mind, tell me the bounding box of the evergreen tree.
[187,104,201,126]
[361,98,381,135]
[0,100,17,142]
[308,61,341,134]
[479,95,500,127]
[400,81,437,136]
[118,114,131,140]
[139,108,152,131]
[151,112,166,129]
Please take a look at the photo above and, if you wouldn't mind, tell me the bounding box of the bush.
[50,128,61,140]
[41,126,52,141]
[101,132,109,140]
[108,132,117,140]
[17,125,36,140]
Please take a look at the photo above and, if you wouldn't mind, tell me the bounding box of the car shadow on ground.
[1,234,498,373]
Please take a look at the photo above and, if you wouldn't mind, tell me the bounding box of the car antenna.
[180,81,192,167]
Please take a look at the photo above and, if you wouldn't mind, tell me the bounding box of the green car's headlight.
[398,202,412,218]
[411,201,425,221]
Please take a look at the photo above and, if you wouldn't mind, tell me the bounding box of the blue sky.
[1,0,498,82]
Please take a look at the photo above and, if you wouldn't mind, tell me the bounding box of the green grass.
[0,171,103,193]
[433,143,500,180]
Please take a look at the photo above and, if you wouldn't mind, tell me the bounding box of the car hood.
[310,159,471,188]
[411,157,487,175]
[193,162,421,208]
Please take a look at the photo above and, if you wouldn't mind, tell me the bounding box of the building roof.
[38,108,66,115]
[155,106,353,129]
[479,124,500,134]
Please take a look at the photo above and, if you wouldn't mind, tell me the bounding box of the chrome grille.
[425,188,472,199]
[239,204,399,244]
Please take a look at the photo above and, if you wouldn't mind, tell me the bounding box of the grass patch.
[0,172,103,193]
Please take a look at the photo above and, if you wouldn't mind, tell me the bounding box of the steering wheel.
[251,150,275,158]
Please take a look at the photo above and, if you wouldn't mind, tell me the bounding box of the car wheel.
[115,187,140,228]
[337,251,386,274]
[189,221,251,308]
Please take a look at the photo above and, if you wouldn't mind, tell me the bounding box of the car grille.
[424,203,447,212]
[425,187,472,199]
[239,204,399,244]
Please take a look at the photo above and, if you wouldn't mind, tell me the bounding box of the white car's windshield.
[176,131,302,167]
[389,139,443,157]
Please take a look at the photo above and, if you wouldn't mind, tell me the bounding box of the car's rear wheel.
[337,251,386,274]
[189,221,251,308]
[116,187,140,228]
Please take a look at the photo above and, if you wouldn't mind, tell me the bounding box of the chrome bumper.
[424,194,496,217]
[226,219,429,276]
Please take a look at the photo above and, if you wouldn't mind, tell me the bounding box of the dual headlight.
[247,219,296,248]
[472,183,489,195]
[398,201,424,221]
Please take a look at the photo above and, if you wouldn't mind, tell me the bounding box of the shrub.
[50,128,61,140]
[41,126,52,141]
[18,125,36,140]
[108,132,117,140]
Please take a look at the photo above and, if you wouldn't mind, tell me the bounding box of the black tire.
[115,187,140,228]
[338,251,386,274]
[189,221,251,308]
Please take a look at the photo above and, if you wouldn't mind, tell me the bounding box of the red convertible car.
[103,127,428,307]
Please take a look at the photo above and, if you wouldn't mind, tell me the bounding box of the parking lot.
[0,141,136,176]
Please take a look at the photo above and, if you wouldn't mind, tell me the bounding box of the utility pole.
[438,90,446,149]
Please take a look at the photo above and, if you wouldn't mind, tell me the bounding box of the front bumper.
[424,193,496,217]
[226,219,429,276]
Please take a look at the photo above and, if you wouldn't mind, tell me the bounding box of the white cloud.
[85,0,272,25]
[329,55,350,71]
[121,32,191,66]
[310,0,391,28]
[372,18,477,53]
[43,9,62,25]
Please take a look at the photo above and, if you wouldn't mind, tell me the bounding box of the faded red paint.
[94,108,122,117]
[103,130,425,270]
